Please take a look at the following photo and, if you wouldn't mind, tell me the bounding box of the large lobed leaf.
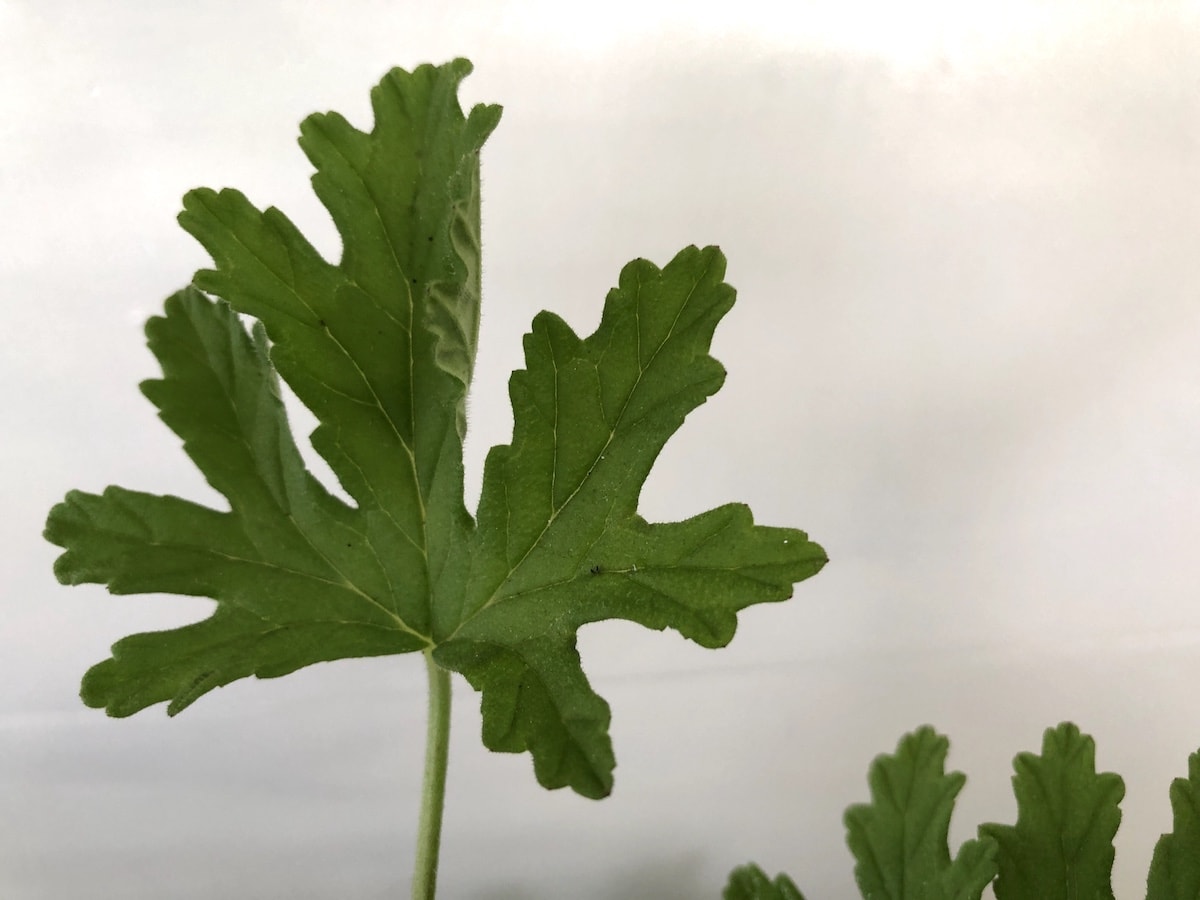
[45,59,827,798]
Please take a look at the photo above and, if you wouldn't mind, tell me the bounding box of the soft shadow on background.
[4,1,1199,897]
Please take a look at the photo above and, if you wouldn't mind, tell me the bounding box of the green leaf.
[48,290,429,715]
[844,726,999,900]
[980,722,1124,900]
[435,244,826,797]
[44,59,826,798]
[723,863,807,900]
[1146,750,1200,900]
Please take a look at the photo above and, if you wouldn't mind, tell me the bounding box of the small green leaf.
[1147,750,1200,900]
[845,726,998,900]
[723,863,807,900]
[980,722,1124,900]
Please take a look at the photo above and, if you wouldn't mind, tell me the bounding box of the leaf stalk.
[412,651,451,900]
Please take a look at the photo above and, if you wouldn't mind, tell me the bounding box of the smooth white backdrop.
[4,2,1199,897]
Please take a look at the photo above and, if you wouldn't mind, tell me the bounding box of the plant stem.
[412,650,452,900]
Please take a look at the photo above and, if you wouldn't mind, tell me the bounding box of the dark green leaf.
[980,722,1124,900]
[1147,749,1200,900]
[45,59,826,797]
[723,862,807,900]
[435,245,826,796]
[845,726,998,900]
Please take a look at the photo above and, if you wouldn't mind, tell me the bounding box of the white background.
[4,1,1200,897]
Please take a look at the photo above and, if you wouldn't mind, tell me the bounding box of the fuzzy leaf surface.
[1147,750,1200,900]
[845,726,998,900]
[44,59,826,797]
[980,723,1124,900]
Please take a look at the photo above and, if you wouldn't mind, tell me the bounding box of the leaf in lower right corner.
[979,722,1124,900]
[844,726,998,900]
[1146,749,1200,900]
[723,863,807,900]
